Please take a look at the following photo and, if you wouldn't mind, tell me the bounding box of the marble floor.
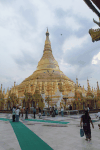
[0,113,100,150]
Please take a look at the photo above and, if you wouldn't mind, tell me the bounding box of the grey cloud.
[63,41,100,67]
[49,13,95,61]
[55,8,73,19]
[12,50,38,68]
[0,0,14,4]
[55,7,95,37]
[19,6,37,27]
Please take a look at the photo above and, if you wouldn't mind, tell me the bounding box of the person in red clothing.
[80,110,94,141]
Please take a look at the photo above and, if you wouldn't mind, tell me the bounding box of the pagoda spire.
[1,84,2,92]
[36,29,60,71]
[44,28,52,52]
[97,81,99,89]
[76,77,78,86]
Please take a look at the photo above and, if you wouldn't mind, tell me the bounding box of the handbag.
[80,127,84,137]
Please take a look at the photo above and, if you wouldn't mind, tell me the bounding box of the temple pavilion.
[0,29,100,110]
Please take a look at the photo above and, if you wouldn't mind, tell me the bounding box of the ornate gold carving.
[89,28,100,42]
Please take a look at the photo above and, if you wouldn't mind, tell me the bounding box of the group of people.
[12,106,20,122]
[12,106,25,122]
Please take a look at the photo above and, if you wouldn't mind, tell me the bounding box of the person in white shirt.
[15,107,20,122]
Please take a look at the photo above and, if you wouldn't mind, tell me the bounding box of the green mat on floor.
[25,119,69,124]
[0,118,9,121]
[9,120,53,150]
[92,120,99,122]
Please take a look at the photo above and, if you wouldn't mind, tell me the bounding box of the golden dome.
[17,29,74,90]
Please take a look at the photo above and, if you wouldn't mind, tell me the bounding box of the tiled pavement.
[0,113,100,150]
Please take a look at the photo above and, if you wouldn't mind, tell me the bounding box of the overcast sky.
[0,0,100,92]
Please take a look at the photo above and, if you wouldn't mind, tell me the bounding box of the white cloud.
[92,52,100,64]
[65,17,83,31]
[62,34,89,53]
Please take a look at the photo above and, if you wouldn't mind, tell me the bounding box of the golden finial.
[47,27,48,32]
[46,27,49,36]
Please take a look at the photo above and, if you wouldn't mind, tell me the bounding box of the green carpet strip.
[0,118,9,121]
[25,119,69,124]
[9,120,53,150]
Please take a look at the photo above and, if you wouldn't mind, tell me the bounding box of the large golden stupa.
[13,29,75,106]
[2,29,100,110]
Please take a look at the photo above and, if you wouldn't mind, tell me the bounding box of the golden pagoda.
[10,29,75,108]
[2,29,100,110]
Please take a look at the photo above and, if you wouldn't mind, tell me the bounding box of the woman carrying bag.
[80,110,94,141]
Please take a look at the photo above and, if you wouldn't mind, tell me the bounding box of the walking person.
[52,107,55,117]
[25,107,28,119]
[19,107,21,117]
[80,110,94,141]
[50,107,52,115]
[12,106,16,122]
[21,107,24,118]
[15,106,20,122]
[39,107,41,119]
[33,107,36,119]
[61,107,64,117]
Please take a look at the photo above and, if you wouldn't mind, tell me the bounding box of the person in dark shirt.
[39,107,41,118]
[25,107,28,119]
[80,110,94,141]
[33,107,36,119]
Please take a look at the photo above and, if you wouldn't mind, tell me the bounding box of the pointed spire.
[36,29,60,71]
[14,81,16,87]
[46,27,49,36]
[76,77,78,86]
[97,81,99,89]
[3,88,5,95]
[1,84,2,92]
[92,87,93,92]
[87,78,89,90]
[44,28,52,52]
[87,78,89,84]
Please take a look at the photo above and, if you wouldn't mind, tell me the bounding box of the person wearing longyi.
[80,110,94,141]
